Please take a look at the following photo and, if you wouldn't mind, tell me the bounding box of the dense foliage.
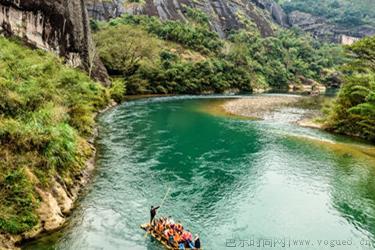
[93,14,345,94]
[324,36,375,142]
[280,0,375,28]
[227,30,345,87]
[107,14,223,54]
[0,37,109,234]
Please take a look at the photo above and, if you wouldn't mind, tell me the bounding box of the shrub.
[103,14,223,54]
[324,36,375,142]
[0,37,109,234]
[110,78,127,103]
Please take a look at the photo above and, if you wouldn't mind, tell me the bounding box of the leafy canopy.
[325,36,375,142]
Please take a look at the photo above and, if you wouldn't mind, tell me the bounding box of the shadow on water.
[280,135,375,241]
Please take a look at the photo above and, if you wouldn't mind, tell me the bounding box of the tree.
[325,36,375,142]
[94,25,159,76]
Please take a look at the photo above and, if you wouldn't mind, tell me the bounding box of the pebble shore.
[222,95,301,119]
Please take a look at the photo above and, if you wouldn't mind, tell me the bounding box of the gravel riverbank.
[223,95,301,119]
[222,95,323,129]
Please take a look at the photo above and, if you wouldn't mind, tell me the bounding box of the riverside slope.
[0,102,116,250]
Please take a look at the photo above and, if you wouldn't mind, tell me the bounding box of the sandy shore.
[222,95,323,128]
[222,95,301,119]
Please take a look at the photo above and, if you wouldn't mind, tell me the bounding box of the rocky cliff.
[86,0,289,37]
[0,0,109,83]
[86,0,375,43]
[288,10,375,44]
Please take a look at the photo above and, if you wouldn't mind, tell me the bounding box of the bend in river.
[24,95,375,250]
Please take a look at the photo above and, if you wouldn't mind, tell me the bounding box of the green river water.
[24,95,375,250]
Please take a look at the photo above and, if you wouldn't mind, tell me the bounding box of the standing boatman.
[150,205,160,225]
[194,234,201,249]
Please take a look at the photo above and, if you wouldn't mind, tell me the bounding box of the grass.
[0,37,109,234]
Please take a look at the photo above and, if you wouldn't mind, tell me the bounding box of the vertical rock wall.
[0,0,109,84]
[287,10,375,43]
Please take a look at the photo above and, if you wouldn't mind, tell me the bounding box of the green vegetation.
[107,14,223,54]
[324,36,375,142]
[280,0,375,28]
[0,3,370,239]
[184,6,211,27]
[93,13,345,94]
[0,37,109,234]
[228,30,346,87]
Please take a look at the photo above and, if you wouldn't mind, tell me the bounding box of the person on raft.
[194,234,201,249]
[150,205,160,225]
[152,217,201,249]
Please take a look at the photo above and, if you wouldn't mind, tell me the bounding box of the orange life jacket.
[174,233,181,242]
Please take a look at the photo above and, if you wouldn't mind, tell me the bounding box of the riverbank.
[0,138,95,249]
[209,95,375,164]
[221,95,323,128]
[223,95,301,119]
[0,102,117,250]
[0,37,119,249]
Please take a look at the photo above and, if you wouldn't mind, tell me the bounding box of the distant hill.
[279,0,375,43]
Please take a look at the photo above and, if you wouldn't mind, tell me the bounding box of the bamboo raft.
[141,223,177,249]
[140,223,201,250]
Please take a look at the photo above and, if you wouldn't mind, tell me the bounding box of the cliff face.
[288,11,375,44]
[86,0,289,37]
[86,0,375,43]
[0,0,109,84]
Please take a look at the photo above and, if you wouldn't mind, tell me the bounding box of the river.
[24,95,375,250]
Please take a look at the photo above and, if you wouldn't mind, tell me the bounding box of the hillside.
[0,37,110,247]
[86,0,375,43]
[86,0,289,37]
[279,0,375,43]
[92,13,345,94]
